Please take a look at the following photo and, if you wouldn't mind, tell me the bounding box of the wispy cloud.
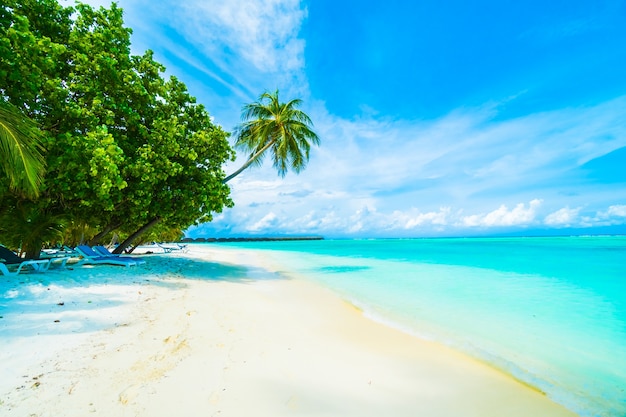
[303,97,626,208]
[177,0,306,73]
[79,0,310,128]
[71,0,626,238]
[194,95,626,237]
[171,0,309,99]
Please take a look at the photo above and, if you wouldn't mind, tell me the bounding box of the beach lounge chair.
[92,246,146,264]
[39,247,75,269]
[75,245,144,267]
[157,242,188,253]
[0,263,18,276]
[40,254,73,270]
[0,246,51,275]
[126,243,159,254]
[41,246,78,259]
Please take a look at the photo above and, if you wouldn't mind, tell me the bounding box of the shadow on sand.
[0,254,284,338]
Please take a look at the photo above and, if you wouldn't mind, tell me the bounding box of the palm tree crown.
[0,102,45,198]
[224,90,320,183]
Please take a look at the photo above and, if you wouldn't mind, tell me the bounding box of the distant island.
[181,236,324,243]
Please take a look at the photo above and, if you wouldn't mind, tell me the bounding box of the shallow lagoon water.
[216,237,626,417]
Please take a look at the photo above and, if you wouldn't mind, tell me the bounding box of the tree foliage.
[224,90,320,183]
[0,200,67,258]
[0,0,233,254]
[0,101,46,198]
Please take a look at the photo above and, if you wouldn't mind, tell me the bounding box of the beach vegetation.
[0,101,46,198]
[0,0,232,256]
[0,200,67,258]
[0,0,319,256]
[113,89,321,253]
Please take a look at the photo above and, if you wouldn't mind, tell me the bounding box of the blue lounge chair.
[0,246,51,275]
[75,245,144,267]
[0,263,17,276]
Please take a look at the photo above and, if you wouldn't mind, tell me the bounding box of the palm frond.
[0,102,46,198]
[0,202,67,256]
[226,90,319,181]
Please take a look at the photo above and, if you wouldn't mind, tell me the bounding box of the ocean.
[215,236,626,417]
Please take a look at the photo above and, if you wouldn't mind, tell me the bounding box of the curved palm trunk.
[223,139,275,183]
[24,241,43,260]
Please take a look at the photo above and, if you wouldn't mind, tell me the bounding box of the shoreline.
[0,245,578,416]
[181,236,324,243]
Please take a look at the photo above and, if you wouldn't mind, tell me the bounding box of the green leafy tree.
[104,72,233,254]
[224,90,320,183]
[1,0,232,255]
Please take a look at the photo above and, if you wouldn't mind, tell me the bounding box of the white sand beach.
[0,245,578,416]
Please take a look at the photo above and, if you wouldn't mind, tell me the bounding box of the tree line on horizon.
[0,0,319,257]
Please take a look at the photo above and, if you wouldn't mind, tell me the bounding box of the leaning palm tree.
[0,101,45,198]
[113,91,319,254]
[223,90,320,183]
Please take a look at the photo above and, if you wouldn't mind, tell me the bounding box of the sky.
[75,0,626,238]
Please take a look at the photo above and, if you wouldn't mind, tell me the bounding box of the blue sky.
[77,0,626,237]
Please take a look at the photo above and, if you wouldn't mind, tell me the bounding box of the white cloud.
[591,204,626,226]
[183,88,626,237]
[347,206,379,233]
[248,212,279,232]
[52,0,626,238]
[400,208,452,229]
[288,210,346,233]
[462,199,542,227]
[607,205,626,217]
[191,95,626,237]
[544,207,582,226]
[190,198,626,237]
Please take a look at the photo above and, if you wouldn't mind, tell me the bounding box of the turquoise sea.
[215,237,626,417]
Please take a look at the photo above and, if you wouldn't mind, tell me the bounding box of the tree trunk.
[127,237,148,254]
[24,242,42,260]
[113,216,161,254]
[88,222,122,246]
[222,140,275,183]
[113,140,276,253]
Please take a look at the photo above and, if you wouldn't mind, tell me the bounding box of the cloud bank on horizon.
[78,0,626,237]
